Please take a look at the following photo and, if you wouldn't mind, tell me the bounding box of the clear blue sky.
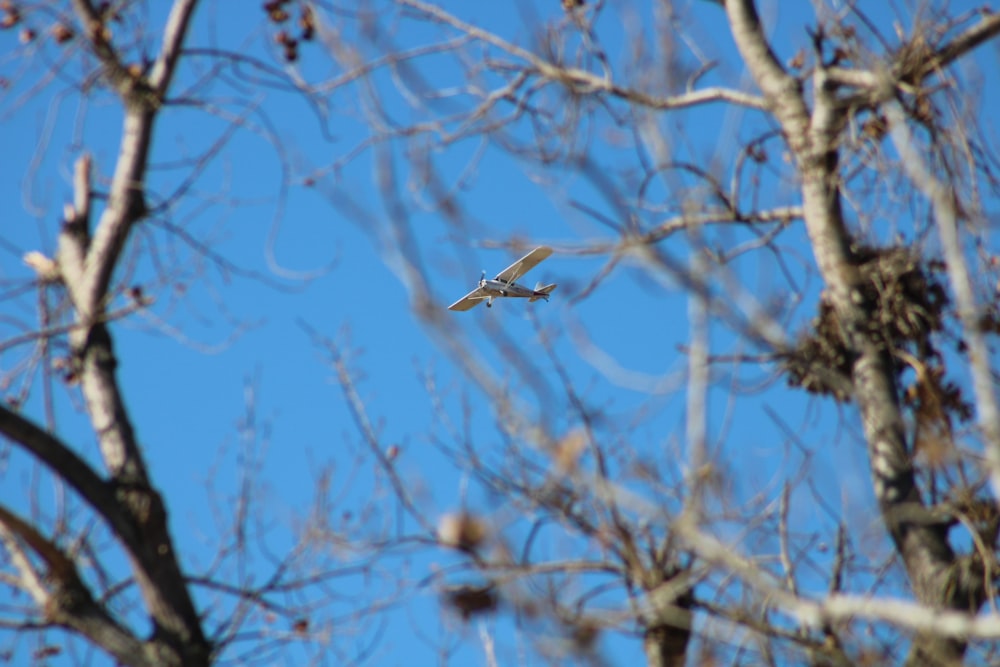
[1,1,998,665]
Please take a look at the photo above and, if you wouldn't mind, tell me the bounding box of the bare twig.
[886,101,1000,508]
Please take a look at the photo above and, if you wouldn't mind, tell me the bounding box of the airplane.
[449,246,557,311]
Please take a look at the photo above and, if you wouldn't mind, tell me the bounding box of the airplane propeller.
[479,270,486,288]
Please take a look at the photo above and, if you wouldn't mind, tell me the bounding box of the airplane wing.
[493,246,553,284]
[448,287,488,311]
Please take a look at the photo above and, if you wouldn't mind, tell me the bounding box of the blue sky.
[2,0,999,665]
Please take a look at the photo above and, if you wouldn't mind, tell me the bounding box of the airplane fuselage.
[479,278,548,299]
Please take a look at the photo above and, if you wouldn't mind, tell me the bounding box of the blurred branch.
[886,101,1000,511]
[0,405,120,533]
[400,0,767,112]
[0,504,147,665]
[0,300,150,357]
[825,11,1000,97]
[643,206,802,244]
[149,0,200,96]
[676,517,1000,641]
[300,322,436,536]
[49,2,214,664]
[70,0,135,96]
[727,1,984,663]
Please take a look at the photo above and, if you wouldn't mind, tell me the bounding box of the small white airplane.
[449,246,557,311]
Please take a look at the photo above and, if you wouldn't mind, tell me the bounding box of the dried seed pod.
[437,512,488,552]
[444,584,498,620]
[51,23,74,44]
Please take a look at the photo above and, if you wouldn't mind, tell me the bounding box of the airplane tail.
[530,283,557,302]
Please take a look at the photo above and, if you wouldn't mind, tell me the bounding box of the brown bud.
[299,6,314,41]
[862,114,887,141]
[914,95,934,124]
[51,23,74,44]
[18,26,33,43]
[85,20,111,43]
[748,144,767,164]
[1,11,19,29]
[787,49,805,70]
[32,646,61,660]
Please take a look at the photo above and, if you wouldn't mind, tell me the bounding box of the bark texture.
[0,1,211,665]
[724,1,1000,664]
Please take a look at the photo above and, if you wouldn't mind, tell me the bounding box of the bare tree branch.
[724,1,986,663]
[886,101,1000,521]
[0,505,148,667]
[400,0,767,112]
[826,11,1000,95]
[677,518,1000,641]
[0,406,119,534]
[149,0,200,96]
